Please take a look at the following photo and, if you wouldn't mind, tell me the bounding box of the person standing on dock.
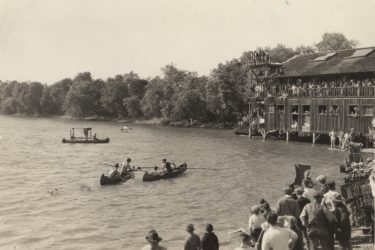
[332,194,352,250]
[142,230,167,250]
[248,205,265,242]
[338,130,344,149]
[261,213,298,250]
[201,224,219,250]
[329,129,336,149]
[300,191,335,250]
[184,224,201,250]
[276,187,301,220]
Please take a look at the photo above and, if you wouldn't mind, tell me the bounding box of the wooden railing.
[284,87,375,98]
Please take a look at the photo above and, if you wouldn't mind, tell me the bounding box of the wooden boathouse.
[252,47,375,144]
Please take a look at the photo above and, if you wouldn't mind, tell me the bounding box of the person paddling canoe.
[162,159,176,173]
[120,158,133,176]
[108,163,120,178]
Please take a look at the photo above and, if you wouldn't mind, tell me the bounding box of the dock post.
[286,131,289,142]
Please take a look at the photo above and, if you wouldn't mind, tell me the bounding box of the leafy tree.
[268,44,297,63]
[64,72,104,117]
[124,72,148,98]
[1,97,18,114]
[101,75,128,117]
[141,77,163,118]
[316,32,358,52]
[206,59,248,122]
[29,82,44,114]
[295,45,316,55]
[123,96,142,118]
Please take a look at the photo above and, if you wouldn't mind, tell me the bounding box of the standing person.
[234,233,252,250]
[302,179,316,203]
[338,130,344,149]
[323,180,340,211]
[201,224,219,250]
[248,205,265,242]
[295,187,310,250]
[332,194,352,250]
[162,159,176,173]
[342,131,350,150]
[142,230,167,250]
[300,191,335,250]
[276,187,301,220]
[260,199,272,219]
[184,224,201,250]
[329,129,336,149]
[295,187,310,212]
[261,213,298,250]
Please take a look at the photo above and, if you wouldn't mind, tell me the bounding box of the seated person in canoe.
[162,158,176,173]
[108,163,120,178]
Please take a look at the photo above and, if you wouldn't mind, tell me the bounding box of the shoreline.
[1,113,236,130]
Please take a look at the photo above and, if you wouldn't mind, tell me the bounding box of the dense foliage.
[0,32,358,124]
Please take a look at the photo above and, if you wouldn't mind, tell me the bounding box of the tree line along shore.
[0,32,358,127]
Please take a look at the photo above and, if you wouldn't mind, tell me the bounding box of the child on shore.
[248,205,265,242]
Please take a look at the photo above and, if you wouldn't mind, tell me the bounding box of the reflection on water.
[0,116,344,249]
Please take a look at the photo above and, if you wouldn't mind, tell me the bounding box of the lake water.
[0,116,346,249]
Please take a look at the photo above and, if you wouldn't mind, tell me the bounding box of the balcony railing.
[288,86,375,98]
[285,86,375,98]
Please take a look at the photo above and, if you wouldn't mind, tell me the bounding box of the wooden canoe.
[142,163,187,182]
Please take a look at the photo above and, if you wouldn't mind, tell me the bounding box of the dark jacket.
[276,195,301,219]
[297,196,310,211]
[201,232,219,250]
[334,203,351,241]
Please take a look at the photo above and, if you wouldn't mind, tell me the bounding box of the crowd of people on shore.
[141,170,373,250]
[260,78,375,99]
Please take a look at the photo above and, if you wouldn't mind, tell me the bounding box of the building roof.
[276,47,375,78]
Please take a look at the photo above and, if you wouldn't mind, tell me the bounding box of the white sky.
[0,0,374,84]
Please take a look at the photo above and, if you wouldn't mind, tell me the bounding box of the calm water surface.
[0,116,345,249]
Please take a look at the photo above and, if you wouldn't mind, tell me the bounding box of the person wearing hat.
[108,163,120,178]
[201,224,219,250]
[162,159,176,173]
[261,212,298,250]
[248,205,265,241]
[142,230,167,250]
[184,224,201,250]
[302,179,315,202]
[295,187,310,212]
[316,175,329,194]
[300,191,335,250]
[332,194,352,250]
[322,180,340,210]
[276,187,301,220]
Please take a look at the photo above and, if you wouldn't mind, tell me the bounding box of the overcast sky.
[0,0,374,84]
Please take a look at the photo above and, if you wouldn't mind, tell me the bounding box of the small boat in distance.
[62,128,110,144]
[142,163,187,182]
[120,125,129,132]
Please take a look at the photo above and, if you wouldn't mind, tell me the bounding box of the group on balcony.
[262,78,375,99]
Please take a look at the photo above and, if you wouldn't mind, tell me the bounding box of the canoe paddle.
[99,163,114,167]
